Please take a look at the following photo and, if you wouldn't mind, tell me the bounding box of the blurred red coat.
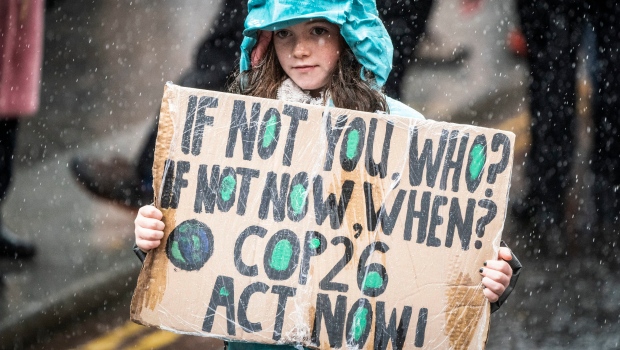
[0,0,44,117]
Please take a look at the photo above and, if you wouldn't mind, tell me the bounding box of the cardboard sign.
[130,83,515,349]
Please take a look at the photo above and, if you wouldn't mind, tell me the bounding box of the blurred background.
[1,0,618,349]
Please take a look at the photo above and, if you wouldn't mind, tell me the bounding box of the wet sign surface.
[131,83,515,349]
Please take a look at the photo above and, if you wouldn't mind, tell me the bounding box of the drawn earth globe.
[166,219,214,271]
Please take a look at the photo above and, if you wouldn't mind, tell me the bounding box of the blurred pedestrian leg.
[589,0,620,266]
[516,0,585,257]
[0,0,44,260]
[0,120,36,259]
[516,0,620,263]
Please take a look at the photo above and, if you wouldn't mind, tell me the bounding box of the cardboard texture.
[131,83,515,349]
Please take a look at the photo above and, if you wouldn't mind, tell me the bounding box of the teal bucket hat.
[239,0,393,87]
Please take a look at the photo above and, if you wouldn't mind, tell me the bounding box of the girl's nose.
[292,38,310,58]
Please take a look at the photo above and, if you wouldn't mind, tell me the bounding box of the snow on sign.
[130,82,514,349]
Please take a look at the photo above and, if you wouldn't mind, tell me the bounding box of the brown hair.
[229,40,388,113]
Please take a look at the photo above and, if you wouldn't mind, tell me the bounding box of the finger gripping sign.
[130,83,515,349]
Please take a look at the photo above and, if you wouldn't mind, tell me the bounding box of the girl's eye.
[275,30,290,38]
[311,27,328,35]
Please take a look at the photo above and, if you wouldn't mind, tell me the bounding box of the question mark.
[486,133,511,184]
[475,199,497,249]
[353,223,363,238]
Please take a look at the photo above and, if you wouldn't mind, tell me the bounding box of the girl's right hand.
[134,205,165,251]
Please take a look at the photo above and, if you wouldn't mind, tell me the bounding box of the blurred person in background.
[515,0,620,264]
[0,0,43,260]
[71,1,247,210]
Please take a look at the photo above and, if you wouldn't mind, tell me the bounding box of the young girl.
[135,0,518,348]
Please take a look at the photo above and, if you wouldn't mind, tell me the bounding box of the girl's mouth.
[293,65,317,72]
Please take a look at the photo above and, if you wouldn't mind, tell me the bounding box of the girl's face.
[273,20,342,97]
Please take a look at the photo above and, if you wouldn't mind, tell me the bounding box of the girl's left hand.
[479,247,513,303]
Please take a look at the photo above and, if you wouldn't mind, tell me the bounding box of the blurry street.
[1,0,619,349]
